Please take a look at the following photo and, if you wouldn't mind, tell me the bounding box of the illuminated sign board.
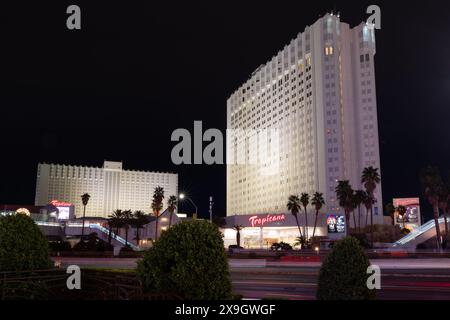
[50,200,73,220]
[327,215,345,234]
[248,214,286,227]
[50,200,73,207]
[57,206,71,220]
[393,198,421,226]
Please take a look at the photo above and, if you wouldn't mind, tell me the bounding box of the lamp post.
[179,193,198,218]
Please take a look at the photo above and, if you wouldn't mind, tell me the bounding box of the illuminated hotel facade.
[225,13,383,245]
[35,161,178,218]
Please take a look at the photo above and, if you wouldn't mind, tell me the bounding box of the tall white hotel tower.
[226,14,383,225]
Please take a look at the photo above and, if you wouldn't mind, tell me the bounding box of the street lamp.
[179,193,198,218]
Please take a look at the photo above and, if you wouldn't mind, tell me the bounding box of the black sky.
[1,1,450,220]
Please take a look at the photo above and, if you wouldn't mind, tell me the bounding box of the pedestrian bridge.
[36,221,141,251]
[393,217,447,248]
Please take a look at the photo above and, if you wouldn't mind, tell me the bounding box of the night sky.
[1,1,449,220]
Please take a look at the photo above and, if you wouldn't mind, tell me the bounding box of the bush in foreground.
[317,237,375,300]
[137,220,232,299]
[0,214,51,271]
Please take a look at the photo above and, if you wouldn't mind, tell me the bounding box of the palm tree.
[397,205,407,229]
[385,203,396,227]
[311,192,325,239]
[80,193,91,242]
[420,166,444,249]
[233,225,245,247]
[109,209,124,236]
[438,185,449,243]
[167,195,178,228]
[151,186,165,241]
[354,190,366,232]
[107,218,114,244]
[294,236,307,248]
[287,195,303,239]
[133,210,148,245]
[351,195,358,230]
[335,180,354,236]
[361,167,381,246]
[300,193,310,240]
[122,209,133,247]
[446,179,450,237]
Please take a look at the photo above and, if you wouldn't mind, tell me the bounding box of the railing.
[0,269,182,300]
[37,221,141,251]
[393,217,446,246]
[88,224,141,251]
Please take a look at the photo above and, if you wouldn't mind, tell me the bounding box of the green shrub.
[317,237,375,300]
[137,220,232,300]
[73,233,114,252]
[48,240,72,252]
[0,214,51,271]
[351,233,370,249]
[363,224,403,243]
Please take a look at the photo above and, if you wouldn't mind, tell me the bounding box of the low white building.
[35,161,178,218]
[221,212,333,249]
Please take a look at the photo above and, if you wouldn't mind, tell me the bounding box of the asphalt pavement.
[52,257,450,300]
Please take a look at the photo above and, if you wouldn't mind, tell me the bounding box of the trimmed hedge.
[137,220,232,299]
[0,214,51,272]
[317,237,375,300]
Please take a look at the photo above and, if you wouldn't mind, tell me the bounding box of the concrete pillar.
[260,227,264,249]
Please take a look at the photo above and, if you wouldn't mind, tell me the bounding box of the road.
[52,257,450,299]
[231,266,450,300]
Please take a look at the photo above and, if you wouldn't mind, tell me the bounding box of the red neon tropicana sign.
[50,200,73,207]
[248,214,286,227]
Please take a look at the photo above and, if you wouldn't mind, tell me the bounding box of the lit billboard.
[393,198,421,228]
[50,200,74,220]
[327,215,345,234]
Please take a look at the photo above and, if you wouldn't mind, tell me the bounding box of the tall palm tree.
[396,205,407,229]
[438,185,449,243]
[107,218,114,244]
[300,193,310,240]
[167,195,178,228]
[385,203,396,227]
[311,192,325,239]
[446,178,450,237]
[122,209,133,247]
[351,194,358,230]
[420,166,444,249]
[354,190,366,232]
[335,180,354,236]
[362,191,373,227]
[80,193,91,242]
[133,210,148,245]
[151,186,165,241]
[287,195,303,239]
[233,225,245,247]
[361,166,381,246]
